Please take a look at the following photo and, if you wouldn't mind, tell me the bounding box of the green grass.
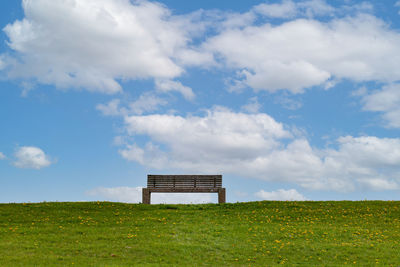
[0,201,399,266]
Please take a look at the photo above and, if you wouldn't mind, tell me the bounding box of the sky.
[1,0,400,204]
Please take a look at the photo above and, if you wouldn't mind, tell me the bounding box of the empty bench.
[142,175,226,204]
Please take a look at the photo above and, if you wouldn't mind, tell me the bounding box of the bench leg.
[218,188,226,204]
[142,188,151,204]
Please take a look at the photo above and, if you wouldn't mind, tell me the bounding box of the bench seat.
[142,175,226,204]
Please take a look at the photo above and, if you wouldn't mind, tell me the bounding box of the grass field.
[0,201,399,266]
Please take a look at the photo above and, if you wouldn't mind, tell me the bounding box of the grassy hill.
[0,201,399,266]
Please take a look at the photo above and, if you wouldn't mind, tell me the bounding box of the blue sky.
[1,0,400,203]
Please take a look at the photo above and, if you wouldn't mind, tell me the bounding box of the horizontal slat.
[147,186,222,188]
[148,176,220,178]
[147,180,221,181]
[147,183,221,186]
[147,181,222,184]
[147,174,223,189]
[148,182,221,184]
[148,182,221,185]
[147,182,222,184]
[148,175,221,179]
[148,188,223,193]
[147,181,222,183]
[147,185,222,187]
[147,185,222,188]
[147,181,221,183]
[148,176,222,180]
[148,177,221,179]
[148,179,222,182]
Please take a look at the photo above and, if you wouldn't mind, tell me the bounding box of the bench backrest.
[147,175,222,189]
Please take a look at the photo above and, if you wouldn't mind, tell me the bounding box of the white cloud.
[253,0,297,18]
[128,93,168,115]
[347,2,373,13]
[204,14,400,93]
[155,79,195,100]
[175,48,215,67]
[20,81,35,97]
[241,97,261,113]
[297,0,335,17]
[13,146,52,169]
[220,11,257,29]
[0,55,6,70]
[255,189,307,201]
[86,186,215,204]
[0,152,6,160]
[357,178,399,191]
[274,95,303,110]
[351,86,367,97]
[152,193,215,204]
[2,0,201,93]
[333,136,400,168]
[3,0,400,97]
[87,186,142,203]
[253,0,334,19]
[234,191,248,197]
[118,109,400,192]
[120,107,291,167]
[96,99,122,116]
[97,93,167,116]
[360,84,400,128]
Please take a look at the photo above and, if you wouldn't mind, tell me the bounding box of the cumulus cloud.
[359,83,400,128]
[0,152,6,160]
[155,79,195,100]
[274,94,303,110]
[96,99,122,116]
[255,189,307,201]
[13,146,52,169]
[234,191,249,198]
[128,94,168,115]
[204,13,400,93]
[241,97,261,113]
[120,107,291,167]
[0,55,6,71]
[357,179,399,191]
[2,0,203,93]
[253,0,334,19]
[117,108,400,192]
[87,186,142,203]
[253,0,297,18]
[86,186,214,204]
[2,0,399,97]
[219,11,256,30]
[97,93,167,116]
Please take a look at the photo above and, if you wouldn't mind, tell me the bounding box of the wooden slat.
[147,174,222,189]
[146,182,222,184]
[148,188,222,193]
[147,176,221,179]
[147,182,221,184]
[147,181,222,184]
[147,181,220,184]
[147,182,221,185]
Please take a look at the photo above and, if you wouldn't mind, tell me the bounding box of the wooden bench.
[142,175,226,204]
